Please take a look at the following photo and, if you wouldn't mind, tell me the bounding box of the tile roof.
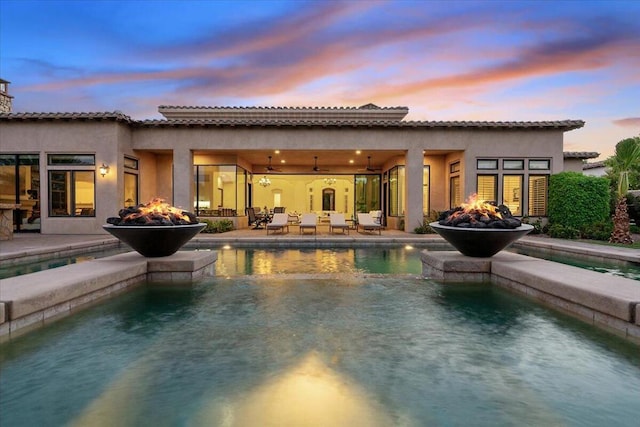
[157,104,410,121]
[0,111,585,131]
[0,111,132,122]
[563,151,600,159]
[136,118,585,131]
[157,104,406,111]
[583,160,607,170]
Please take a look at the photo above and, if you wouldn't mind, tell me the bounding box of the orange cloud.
[613,117,640,128]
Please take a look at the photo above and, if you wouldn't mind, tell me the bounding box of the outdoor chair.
[329,213,350,234]
[299,213,318,235]
[369,210,383,225]
[273,207,286,214]
[246,207,268,229]
[266,213,290,235]
[357,213,382,235]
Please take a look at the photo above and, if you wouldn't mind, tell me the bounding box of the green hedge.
[548,172,610,230]
[200,219,234,233]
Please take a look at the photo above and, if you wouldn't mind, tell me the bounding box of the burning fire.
[123,198,191,224]
[439,193,521,229]
[454,193,502,221]
[107,198,198,226]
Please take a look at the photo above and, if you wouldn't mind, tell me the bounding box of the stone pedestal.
[0,204,19,241]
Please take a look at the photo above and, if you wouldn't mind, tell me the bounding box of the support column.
[404,147,424,232]
[173,147,193,211]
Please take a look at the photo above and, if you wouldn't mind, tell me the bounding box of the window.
[477,159,498,170]
[388,166,404,216]
[48,154,95,166]
[124,156,139,170]
[450,161,460,173]
[47,154,95,217]
[124,172,138,207]
[355,174,381,213]
[193,165,245,216]
[450,176,461,208]
[236,167,247,215]
[0,154,40,231]
[423,166,430,214]
[477,175,497,203]
[529,159,550,170]
[528,175,549,216]
[49,170,95,216]
[503,159,524,170]
[502,175,522,216]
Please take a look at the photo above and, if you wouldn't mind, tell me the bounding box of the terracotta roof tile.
[563,151,599,159]
[136,118,585,131]
[0,111,132,122]
[583,160,606,170]
[0,111,585,132]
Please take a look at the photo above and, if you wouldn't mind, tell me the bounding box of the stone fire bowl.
[103,223,206,257]
[429,222,534,257]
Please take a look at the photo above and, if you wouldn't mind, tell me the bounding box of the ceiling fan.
[312,156,329,172]
[358,156,381,172]
[265,155,281,172]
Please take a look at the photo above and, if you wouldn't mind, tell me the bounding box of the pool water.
[1,250,639,426]
[213,246,424,276]
[0,247,129,280]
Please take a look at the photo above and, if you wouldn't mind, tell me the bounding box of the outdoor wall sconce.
[99,163,110,177]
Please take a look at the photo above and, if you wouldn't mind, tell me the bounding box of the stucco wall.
[0,121,125,234]
[1,119,572,234]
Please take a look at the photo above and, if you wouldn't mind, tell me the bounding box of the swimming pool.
[1,249,639,426]
[0,246,129,280]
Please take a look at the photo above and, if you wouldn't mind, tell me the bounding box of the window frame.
[477,159,498,170]
[476,174,498,203]
[48,170,96,217]
[503,159,524,170]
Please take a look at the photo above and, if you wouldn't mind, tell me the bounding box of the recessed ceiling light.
[356,150,361,155]
[274,150,280,154]
[280,159,286,163]
[349,159,354,164]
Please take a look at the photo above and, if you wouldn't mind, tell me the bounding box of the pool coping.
[422,250,640,344]
[0,251,217,340]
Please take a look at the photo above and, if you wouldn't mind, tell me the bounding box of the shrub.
[579,220,613,241]
[521,216,547,235]
[414,210,440,234]
[200,219,234,233]
[547,224,580,239]
[549,172,610,230]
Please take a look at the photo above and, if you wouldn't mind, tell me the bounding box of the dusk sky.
[1,0,639,160]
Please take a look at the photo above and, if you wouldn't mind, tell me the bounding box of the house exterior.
[0,84,584,235]
[583,160,607,177]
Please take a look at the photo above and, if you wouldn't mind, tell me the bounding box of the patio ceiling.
[192,149,452,173]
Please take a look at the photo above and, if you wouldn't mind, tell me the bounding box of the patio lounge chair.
[357,213,382,235]
[266,213,289,235]
[329,213,350,234]
[299,213,317,235]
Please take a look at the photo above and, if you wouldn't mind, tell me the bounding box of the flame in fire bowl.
[430,194,533,257]
[103,198,205,257]
[429,222,533,257]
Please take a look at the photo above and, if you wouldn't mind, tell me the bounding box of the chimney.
[0,79,13,113]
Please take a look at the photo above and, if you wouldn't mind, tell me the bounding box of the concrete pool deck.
[1,230,639,342]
